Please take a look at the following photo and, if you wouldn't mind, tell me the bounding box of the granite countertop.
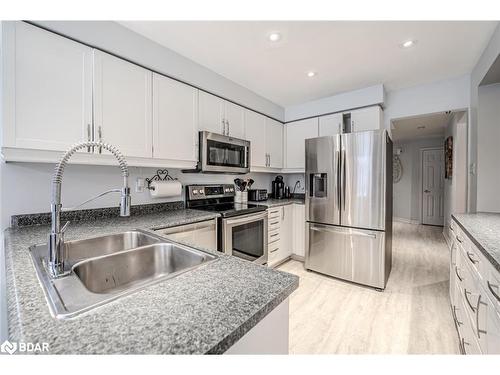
[452,212,500,272]
[4,208,299,354]
[249,198,305,208]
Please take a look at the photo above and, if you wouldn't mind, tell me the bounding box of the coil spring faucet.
[48,141,131,277]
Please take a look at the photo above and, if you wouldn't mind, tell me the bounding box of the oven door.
[222,211,268,264]
[200,131,250,174]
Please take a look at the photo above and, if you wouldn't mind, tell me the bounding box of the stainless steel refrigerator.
[305,130,393,289]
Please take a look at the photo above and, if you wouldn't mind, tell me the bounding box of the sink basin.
[74,243,216,294]
[65,230,161,264]
[29,229,217,319]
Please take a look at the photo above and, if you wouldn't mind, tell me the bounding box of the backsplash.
[0,162,278,229]
[10,201,185,228]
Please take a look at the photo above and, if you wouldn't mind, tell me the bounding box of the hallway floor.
[277,222,459,354]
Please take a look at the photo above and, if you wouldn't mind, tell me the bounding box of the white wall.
[384,75,470,130]
[0,162,275,229]
[30,21,284,121]
[284,84,384,122]
[477,83,500,212]
[393,137,444,223]
[443,111,468,237]
[470,23,500,212]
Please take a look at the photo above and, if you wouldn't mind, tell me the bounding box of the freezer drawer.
[305,223,386,289]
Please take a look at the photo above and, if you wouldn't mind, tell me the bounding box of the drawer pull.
[270,247,279,253]
[455,266,464,282]
[487,280,500,302]
[450,226,455,232]
[464,289,476,313]
[475,295,487,338]
[452,305,463,326]
[270,233,279,238]
[456,236,463,244]
[466,251,479,265]
[270,221,280,226]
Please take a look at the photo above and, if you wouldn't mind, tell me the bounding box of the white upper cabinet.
[93,50,153,158]
[319,113,343,136]
[198,91,245,138]
[245,110,267,168]
[224,101,245,139]
[266,118,283,169]
[153,73,198,164]
[2,22,92,151]
[349,106,383,132]
[198,91,225,134]
[285,118,319,170]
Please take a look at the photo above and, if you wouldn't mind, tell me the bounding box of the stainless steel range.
[186,184,268,264]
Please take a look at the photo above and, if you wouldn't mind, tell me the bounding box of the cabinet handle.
[466,251,479,265]
[270,233,279,238]
[455,266,463,282]
[487,280,500,302]
[98,126,103,154]
[475,295,487,338]
[456,235,463,244]
[270,221,279,226]
[450,226,455,232]
[221,119,225,135]
[270,247,279,253]
[452,305,463,326]
[87,124,92,152]
[464,289,476,313]
[226,119,230,135]
[351,120,354,132]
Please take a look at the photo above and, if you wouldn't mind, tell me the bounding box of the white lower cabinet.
[450,218,500,354]
[268,204,305,267]
[293,204,306,258]
[152,73,198,166]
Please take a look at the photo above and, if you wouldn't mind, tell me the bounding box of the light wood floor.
[278,222,460,354]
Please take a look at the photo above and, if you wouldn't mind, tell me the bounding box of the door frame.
[420,146,444,226]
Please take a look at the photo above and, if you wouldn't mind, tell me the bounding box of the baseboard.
[291,254,305,262]
[393,217,420,225]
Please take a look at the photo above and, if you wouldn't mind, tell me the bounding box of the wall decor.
[393,154,403,183]
[445,136,453,179]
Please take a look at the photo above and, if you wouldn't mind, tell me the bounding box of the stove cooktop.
[194,202,266,218]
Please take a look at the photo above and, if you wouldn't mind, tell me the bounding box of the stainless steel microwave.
[197,131,250,174]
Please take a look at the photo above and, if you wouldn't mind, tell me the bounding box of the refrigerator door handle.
[310,224,377,239]
[336,150,341,209]
[342,149,346,211]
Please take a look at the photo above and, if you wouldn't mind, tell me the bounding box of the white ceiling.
[391,112,451,142]
[119,21,497,107]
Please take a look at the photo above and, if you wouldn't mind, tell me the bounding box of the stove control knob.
[192,189,198,195]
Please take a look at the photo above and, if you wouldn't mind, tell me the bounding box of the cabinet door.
[350,106,382,132]
[93,51,152,158]
[266,118,283,168]
[280,205,294,260]
[3,22,92,151]
[198,91,224,134]
[153,73,198,162]
[293,204,306,257]
[245,110,267,168]
[285,118,318,169]
[319,113,342,136]
[224,101,245,139]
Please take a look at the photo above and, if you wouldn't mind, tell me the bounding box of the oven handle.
[224,211,268,226]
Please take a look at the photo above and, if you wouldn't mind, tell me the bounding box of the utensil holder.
[235,191,248,203]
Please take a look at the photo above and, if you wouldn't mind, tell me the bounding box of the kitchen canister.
[235,191,248,203]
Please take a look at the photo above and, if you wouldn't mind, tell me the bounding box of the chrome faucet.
[48,141,131,277]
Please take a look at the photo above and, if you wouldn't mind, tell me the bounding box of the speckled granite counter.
[452,212,500,272]
[249,198,305,208]
[4,208,299,354]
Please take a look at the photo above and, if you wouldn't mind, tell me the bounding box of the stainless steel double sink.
[29,229,218,319]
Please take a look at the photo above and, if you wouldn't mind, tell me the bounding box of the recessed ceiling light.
[268,32,281,42]
[307,71,317,78]
[401,40,417,48]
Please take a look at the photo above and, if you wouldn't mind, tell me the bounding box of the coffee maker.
[271,175,285,199]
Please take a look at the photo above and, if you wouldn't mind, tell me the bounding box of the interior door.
[305,223,351,281]
[422,148,445,226]
[341,131,386,230]
[305,136,340,225]
[93,50,152,158]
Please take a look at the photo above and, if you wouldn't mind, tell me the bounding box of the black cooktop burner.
[195,202,266,218]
